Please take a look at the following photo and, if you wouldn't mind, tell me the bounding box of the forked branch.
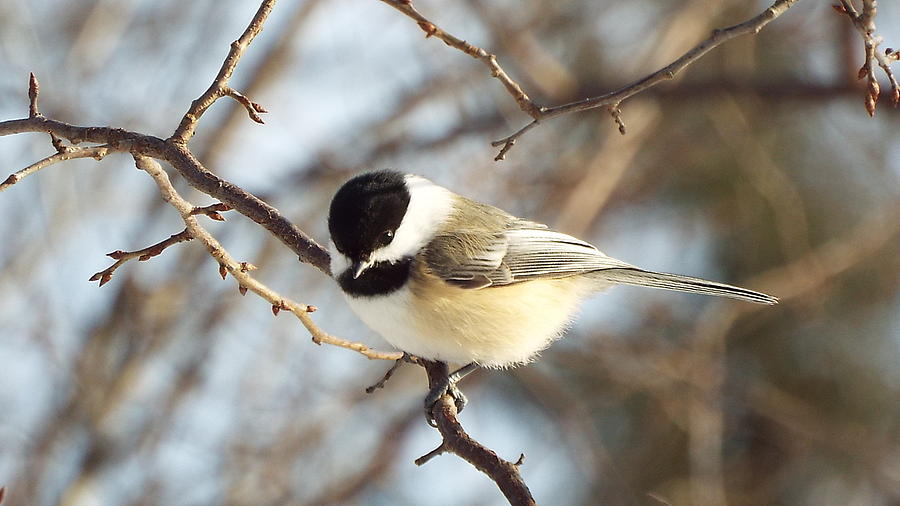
[836,0,900,115]
[381,0,801,159]
[169,0,275,143]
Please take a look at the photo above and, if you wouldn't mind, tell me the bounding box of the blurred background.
[1,0,899,504]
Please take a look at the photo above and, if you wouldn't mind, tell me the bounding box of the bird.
[327,170,777,413]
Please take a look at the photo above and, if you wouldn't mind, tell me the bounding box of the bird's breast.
[344,263,592,368]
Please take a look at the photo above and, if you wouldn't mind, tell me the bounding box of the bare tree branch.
[380,0,801,159]
[420,361,536,506]
[133,155,403,362]
[0,144,110,191]
[90,228,194,287]
[836,0,900,115]
[0,115,331,274]
[170,0,277,143]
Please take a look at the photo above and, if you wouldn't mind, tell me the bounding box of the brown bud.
[239,262,257,272]
[272,304,281,316]
[238,285,248,296]
[306,305,318,313]
[139,254,152,261]
[219,264,228,280]
[106,250,126,259]
[208,212,226,221]
[417,21,437,37]
[99,273,112,287]
[89,272,102,281]
[2,174,17,186]
[869,78,881,98]
[857,66,868,80]
[252,102,268,113]
[865,94,876,117]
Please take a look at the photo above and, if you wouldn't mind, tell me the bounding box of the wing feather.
[422,222,631,289]
[420,211,777,304]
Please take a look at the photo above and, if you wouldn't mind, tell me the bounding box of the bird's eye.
[380,230,394,244]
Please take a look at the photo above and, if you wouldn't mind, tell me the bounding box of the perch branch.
[2,3,529,500]
[420,361,536,506]
[134,155,402,362]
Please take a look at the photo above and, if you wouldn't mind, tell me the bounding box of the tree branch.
[133,155,402,362]
[420,360,536,506]
[1,2,543,502]
[0,144,110,191]
[380,0,801,159]
[170,0,277,143]
[0,115,331,274]
[89,228,194,287]
[836,0,900,115]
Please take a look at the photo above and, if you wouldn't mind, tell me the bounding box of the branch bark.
[170,0,277,143]
[420,361,536,506]
[380,0,802,159]
[0,116,331,274]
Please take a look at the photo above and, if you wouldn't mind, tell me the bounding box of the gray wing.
[422,220,779,304]
[423,221,633,289]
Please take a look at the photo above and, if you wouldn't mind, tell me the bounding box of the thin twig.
[837,0,900,114]
[414,443,447,466]
[27,73,67,150]
[378,0,541,120]
[189,202,232,221]
[0,145,110,192]
[224,88,268,124]
[365,353,416,393]
[88,204,229,286]
[170,0,277,143]
[28,72,39,118]
[380,0,801,159]
[89,229,194,287]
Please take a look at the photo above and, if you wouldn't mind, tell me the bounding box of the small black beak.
[351,259,373,279]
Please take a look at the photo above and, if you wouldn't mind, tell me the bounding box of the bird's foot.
[423,362,478,426]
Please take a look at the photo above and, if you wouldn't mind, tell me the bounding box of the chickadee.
[328,170,777,409]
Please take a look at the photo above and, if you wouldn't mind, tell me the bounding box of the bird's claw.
[424,381,468,427]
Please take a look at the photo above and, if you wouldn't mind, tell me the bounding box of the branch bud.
[417,21,437,37]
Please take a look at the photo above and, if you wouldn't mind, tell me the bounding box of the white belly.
[344,276,592,368]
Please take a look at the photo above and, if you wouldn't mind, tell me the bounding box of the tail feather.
[596,267,778,305]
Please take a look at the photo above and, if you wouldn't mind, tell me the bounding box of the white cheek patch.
[370,175,453,263]
[329,241,351,276]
